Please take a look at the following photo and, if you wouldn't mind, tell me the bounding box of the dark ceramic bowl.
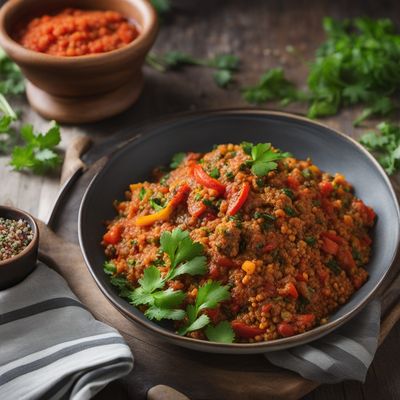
[0,206,39,290]
[79,110,400,354]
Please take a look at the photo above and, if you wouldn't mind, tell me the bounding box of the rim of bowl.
[79,108,400,350]
[0,0,158,66]
[0,205,39,267]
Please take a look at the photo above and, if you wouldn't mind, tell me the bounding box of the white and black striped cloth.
[266,301,381,383]
[0,263,133,400]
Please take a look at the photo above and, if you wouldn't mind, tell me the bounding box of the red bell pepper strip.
[264,242,277,253]
[215,256,237,268]
[261,303,272,313]
[321,231,343,244]
[103,225,122,245]
[231,321,266,338]
[278,282,299,299]
[321,236,339,255]
[277,322,295,337]
[295,314,315,327]
[169,184,191,207]
[188,201,207,218]
[337,248,356,270]
[192,164,226,195]
[227,182,250,216]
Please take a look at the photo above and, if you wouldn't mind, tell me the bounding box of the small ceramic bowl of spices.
[0,206,39,290]
[0,0,158,123]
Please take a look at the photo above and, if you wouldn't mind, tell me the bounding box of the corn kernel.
[242,260,256,275]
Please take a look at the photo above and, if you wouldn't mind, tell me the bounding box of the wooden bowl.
[0,0,158,123]
[0,206,39,290]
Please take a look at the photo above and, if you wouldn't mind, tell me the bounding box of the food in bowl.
[0,217,34,261]
[14,8,139,56]
[102,142,376,343]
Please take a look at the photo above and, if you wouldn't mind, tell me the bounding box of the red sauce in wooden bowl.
[14,8,140,57]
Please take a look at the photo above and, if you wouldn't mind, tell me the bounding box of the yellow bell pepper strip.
[135,184,190,227]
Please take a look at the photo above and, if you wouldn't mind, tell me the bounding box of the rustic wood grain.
[1,0,400,399]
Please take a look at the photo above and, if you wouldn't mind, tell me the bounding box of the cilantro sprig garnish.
[128,228,207,321]
[0,48,25,96]
[146,51,240,88]
[359,122,400,175]
[170,152,185,169]
[178,280,231,336]
[205,321,235,343]
[10,121,62,174]
[242,142,291,177]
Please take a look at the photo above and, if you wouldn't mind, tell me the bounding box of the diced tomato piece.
[169,184,191,207]
[354,200,376,225]
[319,181,334,197]
[188,200,207,218]
[261,303,272,313]
[192,164,226,195]
[231,321,266,338]
[227,182,250,216]
[286,175,300,190]
[203,212,217,221]
[278,282,298,299]
[215,256,237,268]
[337,248,356,271]
[321,236,339,255]
[103,225,122,245]
[321,231,343,244]
[264,242,277,253]
[277,322,295,337]
[296,314,315,327]
[208,264,220,279]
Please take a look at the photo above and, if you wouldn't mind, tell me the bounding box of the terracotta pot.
[0,0,158,123]
[0,206,39,290]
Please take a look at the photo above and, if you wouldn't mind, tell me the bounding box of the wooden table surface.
[1,0,399,399]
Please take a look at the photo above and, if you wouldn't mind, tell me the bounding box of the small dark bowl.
[0,206,39,290]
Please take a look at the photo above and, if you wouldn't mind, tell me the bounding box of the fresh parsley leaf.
[0,48,25,96]
[244,142,290,177]
[243,68,302,105]
[137,265,164,293]
[160,228,204,268]
[209,167,220,179]
[205,321,235,343]
[170,152,185,169]
[103,261,117,275]
[195,280,230,312]
[110,275,131,298]
[359,122,400,175]
[168,256,207,280]
[282,188,294,200]
[10,121,62,174]
[179,313,210,335]
[153,288,186,308]
[145,306,185,321]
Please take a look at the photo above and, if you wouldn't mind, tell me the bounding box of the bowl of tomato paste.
[0,0,158,123]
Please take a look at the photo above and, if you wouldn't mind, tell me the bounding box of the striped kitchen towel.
[265,300,381,383]
[0,262,133,400]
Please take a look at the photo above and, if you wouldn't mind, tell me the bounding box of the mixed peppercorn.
[0,217,33,261]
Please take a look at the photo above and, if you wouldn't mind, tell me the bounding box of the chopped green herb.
[302,168,312,179]
[304,236,316,246]
[139,187,146,201]
[225,171,234,181]
[194,193,202,201]
[0,49,25,96]
[170,152,185,169]
[282,188,295,200]
[326,259,342,275]
[284,206,297,217]
[103,261,116,275]
[256,177,264,188]
[149,197,165,211]
[209,167,220,179]
[254,212,276,222]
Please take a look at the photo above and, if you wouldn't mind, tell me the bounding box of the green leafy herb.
[326,259,342,275]
[0,48,25,96]
[243,67,303,105]
[225,171,234,181]
[254,211,276,222]
[10,121,61,174]
[284,206,297,217]
[359,122,400,175]
[213,69,233,88]
[149,197,165,211]
[170,152,185,169]
[139,187,147,200]
[304,236,316,246]
[178,280,230,335]
[209,167,220,179]
[244,142,291,177]
[205,321,235,343]
[282,188,294,200]
[103,261,117,275]
[150,0,171,18]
